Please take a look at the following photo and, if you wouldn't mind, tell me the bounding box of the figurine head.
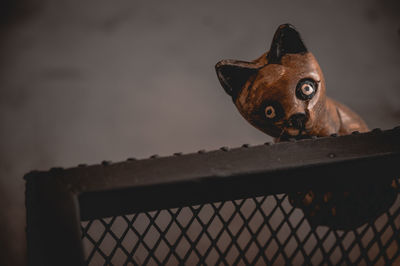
[216,24,327,139]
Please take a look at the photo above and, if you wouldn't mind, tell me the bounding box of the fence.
[25,127,400,265]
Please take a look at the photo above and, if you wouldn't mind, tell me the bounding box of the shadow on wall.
[0,0,399,265]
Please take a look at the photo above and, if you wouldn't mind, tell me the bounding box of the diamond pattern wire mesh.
[81,179,400,265]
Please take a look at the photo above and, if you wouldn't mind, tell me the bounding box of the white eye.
[301,83,314,96]
[265,106,276,119]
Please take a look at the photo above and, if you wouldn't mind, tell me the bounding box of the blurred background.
[0,0,399,264]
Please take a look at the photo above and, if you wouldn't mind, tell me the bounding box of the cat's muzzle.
[288,113,307,130]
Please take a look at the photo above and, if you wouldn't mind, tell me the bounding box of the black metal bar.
[25,171,85,266]
[76,128,400,220]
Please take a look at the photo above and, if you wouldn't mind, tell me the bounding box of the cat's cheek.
[305,111,317,131]
[261,126,282,138]
[234,101,252,123]
[306,88,322,110]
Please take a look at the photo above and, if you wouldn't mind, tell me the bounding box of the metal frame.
[25,127,400,266]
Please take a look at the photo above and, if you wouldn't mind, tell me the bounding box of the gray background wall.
[1,0,399,264]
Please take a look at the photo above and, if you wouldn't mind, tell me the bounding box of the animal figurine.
[216,23,368,140]
[215,24,395,229]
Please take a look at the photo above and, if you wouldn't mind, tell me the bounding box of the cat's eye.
[296,79,317,100]
[265,106,276,119]
[262,101,284,121]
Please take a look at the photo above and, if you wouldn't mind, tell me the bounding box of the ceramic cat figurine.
[215,24,396,229]
[216,24,368,141]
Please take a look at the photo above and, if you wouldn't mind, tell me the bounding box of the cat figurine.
[215,24,395,229]
[216,23,368,140]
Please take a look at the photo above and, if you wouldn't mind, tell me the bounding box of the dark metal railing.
[25,127,400,265]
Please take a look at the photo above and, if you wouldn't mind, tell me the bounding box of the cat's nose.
[289,113,307,129]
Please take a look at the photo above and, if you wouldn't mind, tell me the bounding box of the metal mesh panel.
[81,180,400,265]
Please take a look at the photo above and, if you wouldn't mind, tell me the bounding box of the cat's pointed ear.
[267,24,308,64]
[215,60,258,101]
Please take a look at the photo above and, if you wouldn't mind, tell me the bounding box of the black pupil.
[305,86,310,91]
[267,109,272,115]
